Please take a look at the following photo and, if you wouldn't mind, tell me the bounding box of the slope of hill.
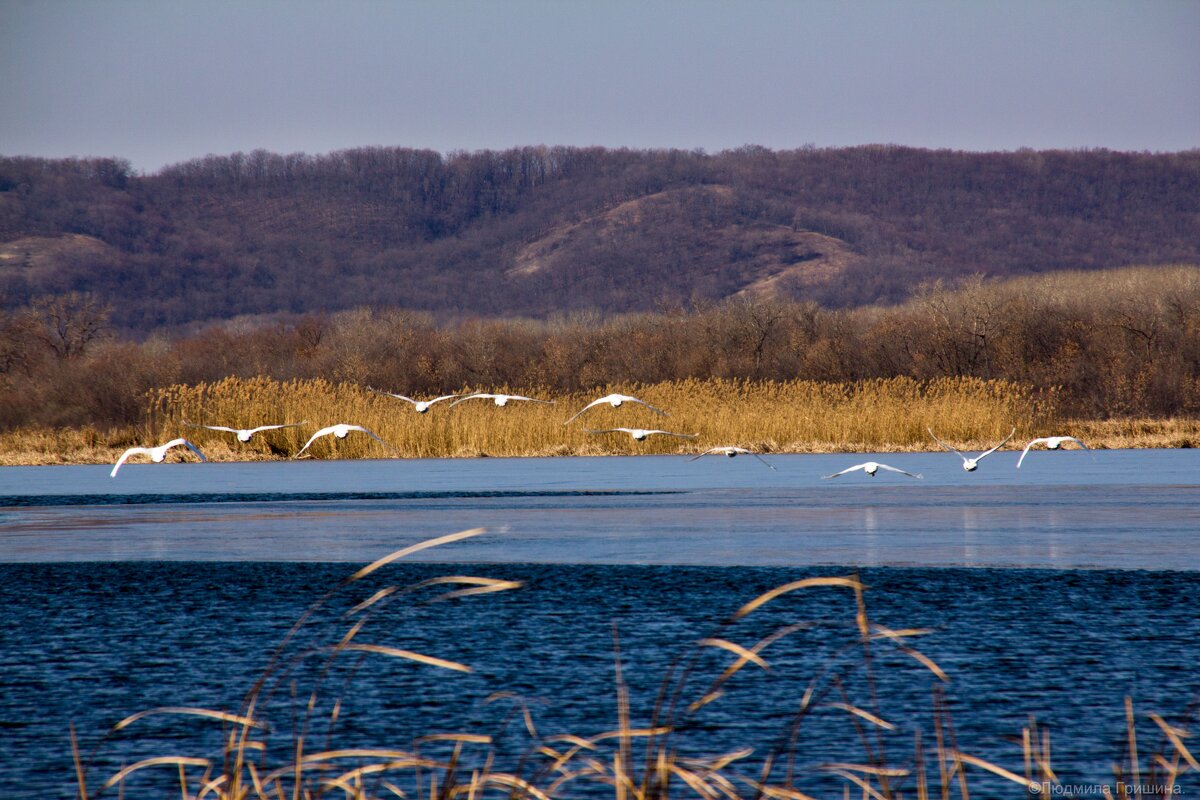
[1,145,1198,330]
[506,184,862,303]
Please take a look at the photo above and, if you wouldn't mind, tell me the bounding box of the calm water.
[1,450,1198,797]
[2,450,1198,567]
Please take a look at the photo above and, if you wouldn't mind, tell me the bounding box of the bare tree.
[28,293,112,359]
[0,304,38,375]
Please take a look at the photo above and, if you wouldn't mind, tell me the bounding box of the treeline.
[1,145,1198,329]
[1,266,1196,431]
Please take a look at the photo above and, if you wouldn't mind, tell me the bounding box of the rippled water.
[1,450,1198,797]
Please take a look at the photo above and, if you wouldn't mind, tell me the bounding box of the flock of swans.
[108,389,1088,477]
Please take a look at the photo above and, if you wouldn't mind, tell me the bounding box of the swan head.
[495,397,509,406]
[415,404,431,413]
[864,462,878,475]
[725,449,737,457]
[963,459,978,471]
[237,431,253,442]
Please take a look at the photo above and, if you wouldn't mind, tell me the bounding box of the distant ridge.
[2,145,1198,330]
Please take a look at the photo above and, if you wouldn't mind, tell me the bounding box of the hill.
[1,145,1198,329]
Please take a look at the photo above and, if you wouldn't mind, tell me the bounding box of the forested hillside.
[1,145,1198,329]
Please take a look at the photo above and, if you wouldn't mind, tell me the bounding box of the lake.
[1,450,1198,797]
[4,450,1199,567]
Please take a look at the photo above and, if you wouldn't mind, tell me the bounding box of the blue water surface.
[1,450,1198,798]
[2,450,1198,567]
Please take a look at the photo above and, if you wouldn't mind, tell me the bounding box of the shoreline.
[1,417,1195,467]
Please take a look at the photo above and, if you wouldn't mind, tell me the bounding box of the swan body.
[369,389,458,413]
[184,420,306,442]
[449,393,554,408]
[587,428,697,441]
[563,393,667,425]
[1016,435,1088,468]
[689,446,776,470]
[928,427,1016,472]
[296,424,393,457]
[111,438,207,477]
[823,461,921,480]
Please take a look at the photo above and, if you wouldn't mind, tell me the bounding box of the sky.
[2,0,1197,174]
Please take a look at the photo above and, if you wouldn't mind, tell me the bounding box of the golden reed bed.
[0,376,1196,466]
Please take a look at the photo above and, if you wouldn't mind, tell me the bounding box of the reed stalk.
[68,531,1198,800]
[139,376,1053,461]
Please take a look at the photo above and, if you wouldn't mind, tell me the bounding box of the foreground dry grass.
[0,376,1196,466]
[71,529,1197,800]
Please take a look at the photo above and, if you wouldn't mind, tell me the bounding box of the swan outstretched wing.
[184,421,240,434]
[185,421,304,437]
[565,394,663,424]
[629,396,668,416]
[822,463,869,479]
[352,425,395,452]
[563,397,607,425]
[112,440,205,476]
[110,447,149,477]
[689,446,775,469]
[1016,438,1047,469]
[689,446,742,461]
[978,427,1017,460]
[746,451,777,470]
[927,428,965,459]
[1017,435,1088,468]
[448,393,492,408]
[247,421,307,434]
[646,430,697,439]
[296,426,337,457]
[370,388,418,405]
[166,438,207,462]
[587,428,646,436]
[876,463,922,479]
[507,394,554,405]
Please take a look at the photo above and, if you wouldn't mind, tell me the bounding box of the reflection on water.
[1,450,1198,567]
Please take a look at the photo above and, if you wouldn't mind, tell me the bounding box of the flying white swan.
[295,424,393,457]
[1016,435,1089,468]
[587,428,698,441]
[563,393,668,425]
[111,438,207,477]
[928,427,1016,472]
[369,388,459,413]
[689,446,776,470]
[822,461,922,480]
[449,393,554,408]
[183,420,307,442]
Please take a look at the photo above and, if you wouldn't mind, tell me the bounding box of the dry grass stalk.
[140,375,1049,460]
[69,531,1198,800]
[5,378,1200,464]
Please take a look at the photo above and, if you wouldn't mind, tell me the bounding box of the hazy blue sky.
[2,0,1197,173]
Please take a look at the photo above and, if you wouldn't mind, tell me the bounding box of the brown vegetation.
[135,375,1045,461]
[71,531,1198,799]
[1,265,1197,414]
